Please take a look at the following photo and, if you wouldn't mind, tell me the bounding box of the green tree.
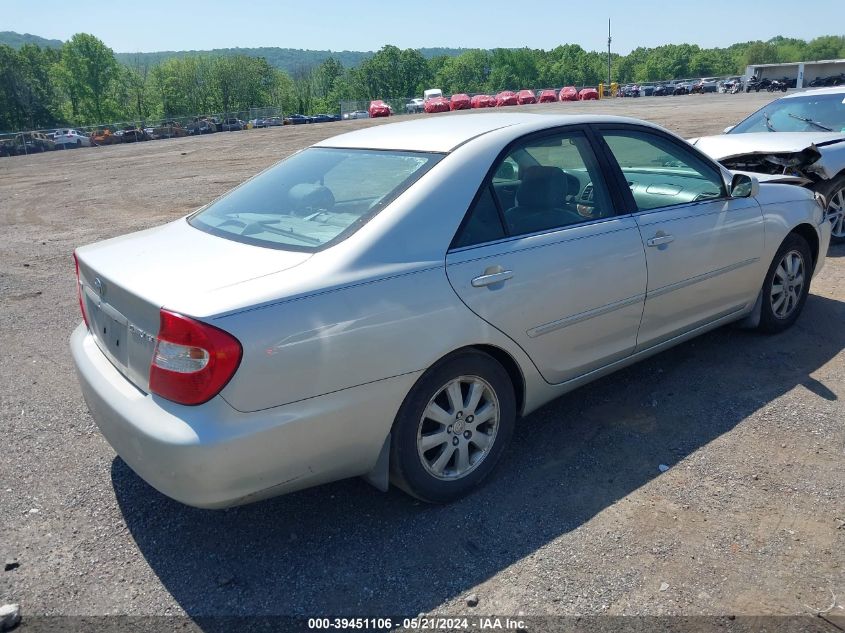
[740,41,779,66]
[487,48,540,90]
[355,45,431,98]
[56,33,121,123]
[150,56,217,116]
[805,35,845,61]
[121,55,156,122]
[0,44,63,130]
[435,49,490,94]
[313,57,344,99]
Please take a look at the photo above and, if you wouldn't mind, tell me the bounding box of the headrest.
[516,166,568,209]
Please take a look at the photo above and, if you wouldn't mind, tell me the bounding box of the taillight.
[73,251,89,328]
[149,310,242,406]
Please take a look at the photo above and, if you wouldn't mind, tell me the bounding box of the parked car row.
[0,132,57,155]
[404,87,601,116]
[272,113,342,125]
[617,76,797,97]
[627,79,716,97]
[363,86,607,121]
[1,112,345,157]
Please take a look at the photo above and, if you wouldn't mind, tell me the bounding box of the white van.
[423,88,443,101]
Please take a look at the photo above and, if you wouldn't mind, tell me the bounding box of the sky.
[4,0,845,54]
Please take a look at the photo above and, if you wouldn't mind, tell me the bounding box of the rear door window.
[452,130,614,247]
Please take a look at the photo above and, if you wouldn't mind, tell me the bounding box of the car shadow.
[112,293,845,625]
[826,241,845,258]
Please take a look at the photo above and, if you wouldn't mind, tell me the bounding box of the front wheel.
[758,233,812,333]
[390,350,516,503]
[814,175,845,244]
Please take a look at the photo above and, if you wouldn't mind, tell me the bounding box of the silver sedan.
[71,114,831,508]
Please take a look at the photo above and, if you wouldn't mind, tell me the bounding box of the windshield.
[189,147,442,251]
[730,92,845,133]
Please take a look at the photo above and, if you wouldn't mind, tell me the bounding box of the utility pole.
[607,18,612,90]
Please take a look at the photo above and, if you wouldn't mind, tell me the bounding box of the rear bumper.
[70,323,419,508]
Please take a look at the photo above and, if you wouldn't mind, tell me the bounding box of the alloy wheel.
[770,250,805,319]
[826,187,845,238]
[416,375,500,480]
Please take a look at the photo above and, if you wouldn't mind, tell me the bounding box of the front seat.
[504,166,569,235]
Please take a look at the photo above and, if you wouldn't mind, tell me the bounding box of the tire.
[814,174,845,244]
[758,233,813,334]
[389,350,516,503]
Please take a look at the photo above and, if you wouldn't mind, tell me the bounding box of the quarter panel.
[216,267,543,413]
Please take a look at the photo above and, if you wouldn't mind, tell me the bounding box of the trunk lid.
[75,218,311,392]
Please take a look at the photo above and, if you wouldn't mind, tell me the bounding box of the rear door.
[446,127,647,384]
[594,125,764,349]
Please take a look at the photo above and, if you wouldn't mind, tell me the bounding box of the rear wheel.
[390,350,516,503]
[758,233,812,333]
[814,175,845,244]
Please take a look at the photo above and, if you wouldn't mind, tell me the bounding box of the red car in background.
[424,96,451,113]
[517,89,537,105]
[559,86,578,101]
[470,94,496,108]
[578,87,599,101]
[450,93,471,110]
[368,100,392,117]
[496,91,518,106]
[537,89,557,103]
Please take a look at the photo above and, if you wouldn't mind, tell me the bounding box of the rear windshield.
[189,147,441,251]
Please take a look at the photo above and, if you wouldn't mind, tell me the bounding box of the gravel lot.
[1,93,843,629]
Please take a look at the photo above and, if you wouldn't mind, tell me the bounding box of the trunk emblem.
[94,277,106,297]
[128,324,155,343]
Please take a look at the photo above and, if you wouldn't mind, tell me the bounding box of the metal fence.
[0,106,285,158]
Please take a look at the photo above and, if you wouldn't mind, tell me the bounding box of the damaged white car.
[691,86,845,243]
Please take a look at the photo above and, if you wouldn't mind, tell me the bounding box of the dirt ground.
[1,93,843,629]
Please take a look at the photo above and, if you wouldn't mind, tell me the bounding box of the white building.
[745,59,845,88]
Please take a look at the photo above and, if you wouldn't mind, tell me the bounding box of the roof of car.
[314,113,659,152]
[782,86,845,99]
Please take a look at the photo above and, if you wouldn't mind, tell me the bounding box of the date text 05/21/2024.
[307,617,526,630]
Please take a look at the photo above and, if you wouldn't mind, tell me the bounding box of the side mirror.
[730,173,759,198]
[723,125,735,134]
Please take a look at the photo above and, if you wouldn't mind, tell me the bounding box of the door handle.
[471,267,514,287]
[646,234,675,247]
